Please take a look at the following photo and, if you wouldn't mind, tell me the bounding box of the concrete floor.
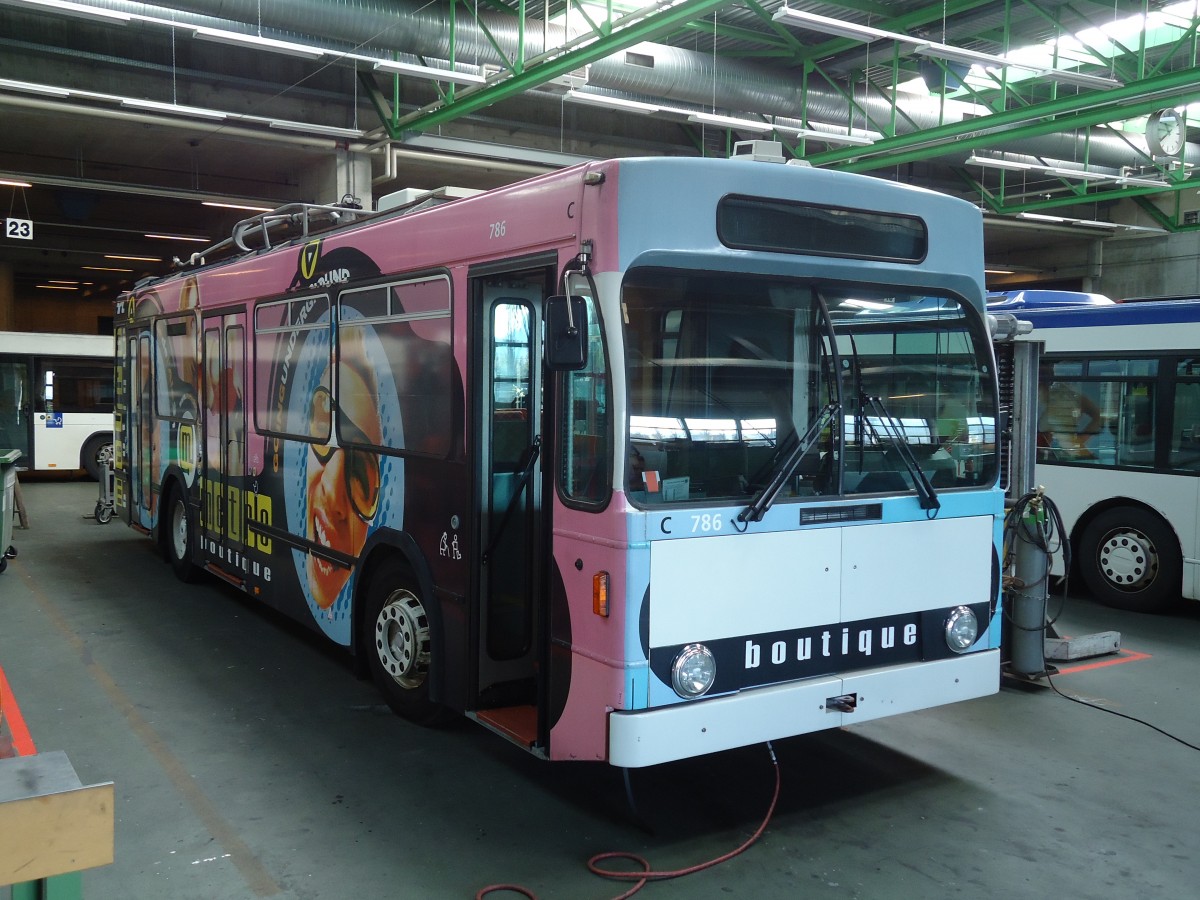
[2,479,1198,900]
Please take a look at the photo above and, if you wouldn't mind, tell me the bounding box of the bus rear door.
[202,313,248,568]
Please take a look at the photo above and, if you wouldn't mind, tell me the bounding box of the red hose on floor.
[477,742,782,900]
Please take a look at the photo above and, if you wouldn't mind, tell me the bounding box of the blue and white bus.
[997,294,1200,612]
[0,331,114,479]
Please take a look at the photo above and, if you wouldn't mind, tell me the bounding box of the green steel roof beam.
[1143,16,1200,80]
[1133,194,1178,231]
[986,175,1196,216]
[774,0,1003,67]
[809,60,896,138]
[811,1,892,15]
[568,2,608,39]
[806,65,1200,171]
[735,0,822,56]
[391,0,733,133]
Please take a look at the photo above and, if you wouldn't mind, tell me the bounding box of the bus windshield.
[623,271,997,505]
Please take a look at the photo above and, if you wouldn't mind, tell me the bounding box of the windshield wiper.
[739,401,839,524]
[862,395,940,512]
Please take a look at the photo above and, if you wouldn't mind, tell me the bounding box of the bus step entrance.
[472,705,537,749]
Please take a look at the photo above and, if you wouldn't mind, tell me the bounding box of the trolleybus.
[115,150,1003,766]
[1000,294,1200,612]
[0,331,114,479]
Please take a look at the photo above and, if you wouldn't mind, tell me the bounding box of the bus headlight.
[671,644,716,698]
[944,606,979,653]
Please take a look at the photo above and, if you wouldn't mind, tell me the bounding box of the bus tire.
[1078,506,1180,613]
[165,486,198,583]
[362,558,443,724]
[82,434,113,482]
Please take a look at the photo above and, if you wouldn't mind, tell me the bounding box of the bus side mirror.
[545,295,588,371]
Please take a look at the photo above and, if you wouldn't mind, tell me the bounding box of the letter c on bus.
[567,201,575,219]
[660,516,672,534]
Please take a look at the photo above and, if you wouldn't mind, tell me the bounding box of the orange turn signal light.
[592,571,610,617]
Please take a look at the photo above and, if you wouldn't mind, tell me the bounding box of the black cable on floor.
[1045,671,1200,752]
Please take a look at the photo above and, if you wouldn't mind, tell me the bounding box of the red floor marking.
[1052,648,1152,675]
[0,664,37,757]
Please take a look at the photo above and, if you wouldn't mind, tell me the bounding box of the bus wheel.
[82,435,113,482]
[165,488,198,583]
[1079,507,1180,613]
[363,560,442,724]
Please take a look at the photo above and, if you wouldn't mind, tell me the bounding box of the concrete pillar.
[298,148,373,210]
[0,262,13,331]
[1081,239,1103,293]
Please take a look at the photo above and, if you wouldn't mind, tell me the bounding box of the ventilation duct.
[36,1,1187,171]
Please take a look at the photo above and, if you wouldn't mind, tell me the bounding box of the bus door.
[471,263,556,718]
[202,313,248,563]
[129,328,155,528]
[0,356,31,465]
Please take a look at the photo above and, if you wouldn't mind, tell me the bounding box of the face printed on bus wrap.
[305,348,383,609]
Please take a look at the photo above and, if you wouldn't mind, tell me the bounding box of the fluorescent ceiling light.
[1043,166,1117,182]
[121,98,227,120]
[372,60,486,85]
[916,43,1016,69]
[781,125,877,146]
[1116,175,1169,187]
[1038,68,1123,89]
[687,112,774,133]
[771,8,927,47]
[202,200,275,212]
[0,0,131,24]
[0,178,33,187]
[965,155,1037,172]
[1015,213,1125,230]
[145,233,210,243]
[565,90,660,114]
[36,284,79,290]
[268,120,364,139]
[82,265,133,272]
[106,254,161,262]
[0,78,70,97]
[193,26,325,60]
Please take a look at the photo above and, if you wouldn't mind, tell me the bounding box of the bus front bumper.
[608,649,999,768]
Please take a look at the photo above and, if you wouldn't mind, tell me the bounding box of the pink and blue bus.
[115,150,1003,766]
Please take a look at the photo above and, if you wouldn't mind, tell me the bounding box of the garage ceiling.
[2,0,1199,308]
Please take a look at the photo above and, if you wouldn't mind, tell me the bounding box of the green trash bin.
[0,449,19,574]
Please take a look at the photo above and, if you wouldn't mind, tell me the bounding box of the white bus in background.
[993,294,1200,612]
[0,331,115,479]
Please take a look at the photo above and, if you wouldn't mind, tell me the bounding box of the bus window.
[558,293,609,505]
[1171,362,1200,470]
[624,275,995,504]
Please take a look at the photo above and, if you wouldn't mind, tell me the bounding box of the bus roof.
[122,153,985,311]
[986,289,1115,310]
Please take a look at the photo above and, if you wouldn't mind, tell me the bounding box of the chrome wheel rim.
[171,499,188,561]
[1097,528,1158,592]
[374,589,431,690]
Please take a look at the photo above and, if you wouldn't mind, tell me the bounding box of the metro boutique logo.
[744,621,918,669]
[650,613,927,693]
